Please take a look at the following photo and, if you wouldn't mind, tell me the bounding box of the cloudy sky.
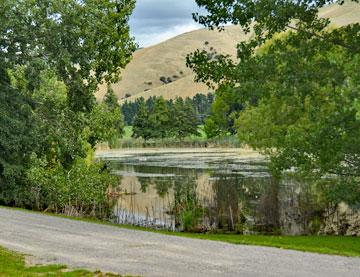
[129,0,205,47]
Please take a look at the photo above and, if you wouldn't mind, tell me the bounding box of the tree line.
[121,93,214,126]
[131,96,205,140]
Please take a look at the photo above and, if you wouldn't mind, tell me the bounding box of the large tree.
[149,97,171,139]
[0,0,136,210]
[187,0,360,85]
[187,0,360,200]
[0,69,36,201]
[132,98,153,140]
[1,0,136,111]
[171,97,200,139]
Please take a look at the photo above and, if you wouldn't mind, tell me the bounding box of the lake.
[96,148,322,235]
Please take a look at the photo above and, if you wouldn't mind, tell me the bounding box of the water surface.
[97,148,314,234]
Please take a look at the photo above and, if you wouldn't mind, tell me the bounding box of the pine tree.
[149,97,170,139]
[132,99,152,140]
[103,86,119,112]
[172,97,199,140]
[172,97,187,139]
[183,99,200,138]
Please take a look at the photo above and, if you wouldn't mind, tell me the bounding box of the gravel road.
[0,207,359,277]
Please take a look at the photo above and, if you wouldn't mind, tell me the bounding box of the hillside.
[96,2,360,103]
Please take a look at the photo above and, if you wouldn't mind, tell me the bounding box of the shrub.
[26,155,118,219]
[159,76,167,83]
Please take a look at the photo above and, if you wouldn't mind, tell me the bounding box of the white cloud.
[135,23,201,47]
[129,0,205,47]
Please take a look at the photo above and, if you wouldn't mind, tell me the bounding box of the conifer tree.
[104,86,119,112]
[149,97,170,139]
[132,99,152,140]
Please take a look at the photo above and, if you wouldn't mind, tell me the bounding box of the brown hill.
[96,2,360,103]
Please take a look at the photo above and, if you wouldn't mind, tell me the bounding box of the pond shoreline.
[95,147,264,160]
[96,148,360,236]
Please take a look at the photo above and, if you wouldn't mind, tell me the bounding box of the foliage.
[1,0,136,112]
[235,32,360,186]
[204,85,243,138]
[10,67,88,169]
[148,97,171,139]
[132,98,153,140]
[124,94,214,140]
[0,69,36,200]
[4,68,122,216]
[104,86,120,112]
[0,0,135,215]
[87,103,124,148]
[121,98,141,125]
[173,178,203,232]
[121,93,214,126]
[189,1,359,85]
[170,98,199,139]
[26,154,117,218]
[188,0,360,204]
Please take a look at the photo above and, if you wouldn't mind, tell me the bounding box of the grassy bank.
[2,206,360,257]
[0,246,121,276]
[173,233,360,257]
[111,126,241,148]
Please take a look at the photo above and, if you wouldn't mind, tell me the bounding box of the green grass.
[2,206,360,257]
[0,246,121,276]
[116,125,240,148]
[171,233,360,257]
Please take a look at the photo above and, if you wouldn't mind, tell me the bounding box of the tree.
[0,0,135,212]
[88,103,124,148]
[121,99,137,125]
[102,86,124,147]
[104,86,120,112]
[236,32,360,184]
[0,68,36,202]
[2,0,136,111]
[149,97,171,139]
[188,0,360,203]
[171,98,199,139]
[146,96,156,112]
[203,85,243,138]
[183,99,200,138]
[4,66,122,209]
[188,1,360,87]
[132,98,152,140]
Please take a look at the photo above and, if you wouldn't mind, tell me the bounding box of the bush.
[25,155,118,219]
[159,76,167,83]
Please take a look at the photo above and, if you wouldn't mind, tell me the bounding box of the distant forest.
[121,93,214,126]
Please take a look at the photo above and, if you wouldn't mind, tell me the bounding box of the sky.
[129,0,205,47]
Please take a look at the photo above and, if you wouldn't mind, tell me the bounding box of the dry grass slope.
[96,2,360,103]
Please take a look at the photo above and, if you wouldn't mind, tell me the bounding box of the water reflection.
[103,150,321,234]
